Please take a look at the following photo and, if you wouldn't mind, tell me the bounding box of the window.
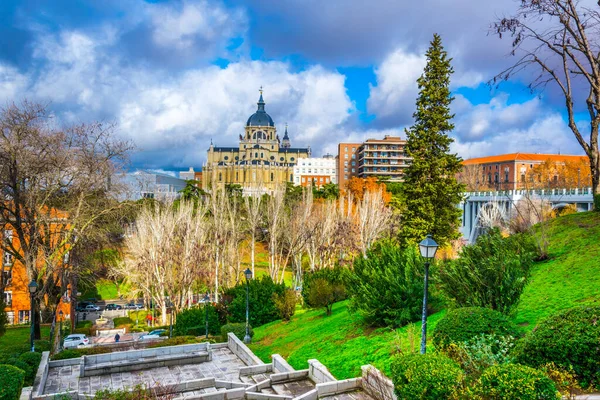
[290,174,293,182]
[224,156,229,160]
[3,291,11,307]
[255,152,258,158]
[352,154,356,159]
[4,230,13,242]
[2,270,11,286]
[291,157,295,161]
[18,310,29,324]
[505,171,509,182]
[236,172,239,181]
[219,173,222,181]
[270,172,274,182]
[351,168,355,173]
[344,154,348,159]
[344,175,348,179]
[3,252,13,266]
[345,148,348,152]
[352,147,356,152]
[344,168,348,172]
[351,161,356,166]
[344,161,348,166]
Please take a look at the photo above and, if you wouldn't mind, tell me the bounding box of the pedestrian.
[114,332,120,343]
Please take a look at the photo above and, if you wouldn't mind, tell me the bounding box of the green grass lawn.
[514,211,600,330]
[250,301,445,379]
[81,278,133,301]
[250,211,600,379]
[0,325,51,354]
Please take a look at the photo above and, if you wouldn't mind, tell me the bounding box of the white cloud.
[20,30,353,169]
[0,64,29,104]
[148,0,247,51]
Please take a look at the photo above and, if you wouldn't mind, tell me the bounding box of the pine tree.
[399,34,465,247]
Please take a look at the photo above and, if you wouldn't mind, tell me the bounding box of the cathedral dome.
[246,90,275,127]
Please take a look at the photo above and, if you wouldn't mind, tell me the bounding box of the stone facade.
[202,92,310,194]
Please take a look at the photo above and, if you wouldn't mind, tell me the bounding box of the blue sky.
[0,0,588,171]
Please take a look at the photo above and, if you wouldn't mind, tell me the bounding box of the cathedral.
[202,90,311,193]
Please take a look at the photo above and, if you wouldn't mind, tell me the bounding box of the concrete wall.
[316,379,362,397]
[271,354,294,373]
[361,365,397,400]
[31,351,50,398]
[227,333,264,366]
[307,359,336,383]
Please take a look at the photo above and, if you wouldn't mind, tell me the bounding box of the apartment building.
[336,143,361,189]
[461,153,590,191]
[293,155,337,187]
[357,136,408,182]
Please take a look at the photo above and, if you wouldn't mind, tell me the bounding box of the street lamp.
[243,268,253,343]
[418,234,438,355]
[204,294,210,339]
[58,310,64,350]
[28,279,38,352]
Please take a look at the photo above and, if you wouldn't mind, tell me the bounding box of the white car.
[84,304,101,312]
[63,334,90,348]
[139,329,166,341]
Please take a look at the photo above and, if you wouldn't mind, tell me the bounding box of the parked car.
[75,302,92,312]
[84,304,101,312]
[105,304,122,310]
[124,302,143,310]
[139,329,166,341]
[63,334,90,348]
[85,298,98,303]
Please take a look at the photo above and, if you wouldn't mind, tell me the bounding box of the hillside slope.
[250,212,600,378]
[514,211,600,329]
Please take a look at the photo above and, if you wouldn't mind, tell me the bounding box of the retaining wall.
[227,333,264,366]
[307,359,336,383]
[360,365,397,400]
[271,354,294,373]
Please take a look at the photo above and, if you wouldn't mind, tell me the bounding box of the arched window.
[219,173,222,181]
[271,172,274,181]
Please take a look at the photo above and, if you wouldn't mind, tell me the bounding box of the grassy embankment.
[250,211,600,379]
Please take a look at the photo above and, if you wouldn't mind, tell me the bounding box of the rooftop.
[463,152,588,165]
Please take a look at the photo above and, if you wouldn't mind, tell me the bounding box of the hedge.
[390,353,464,399]
[50,347,111,361]
[0,364,25,400]
[515,305,600,389]
[112,317,132,327]
[220,323,253,342]
[472,364,558,399]
[432,307,521,350]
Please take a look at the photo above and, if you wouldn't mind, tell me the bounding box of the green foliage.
[273,289,297,321]
[594,193,600,211]
[224,275,285,327]
[443,334,515,379]
[1,359,31,386]
[94,384,166,400]
[515,305,600,389]
[471,364,558,400]
[173,305,221,336]
[148,336,207,348]
[221,323,253,342]
[307,279,345,316]
[313,183,340,200]
[179,180,205,201]
[438,229,536,314]
[399,34,464,247]
[74,327,92,336]
[17,352,42,384]
[390,353,464,400]
[432,307,521,350]
[77,320,93,329]
[112,317,132,327]
[301,266,349,308]
[33,340,51,352]
[0,364,25,400]
[50,347,111,360]
[348,243,439,327]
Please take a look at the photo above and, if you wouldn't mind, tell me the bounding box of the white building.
[293,156,337,187]
[121,170,188,201]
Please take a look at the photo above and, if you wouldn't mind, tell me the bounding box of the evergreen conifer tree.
[399,34,465,247]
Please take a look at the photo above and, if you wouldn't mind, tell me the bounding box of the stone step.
[239,375,254,384]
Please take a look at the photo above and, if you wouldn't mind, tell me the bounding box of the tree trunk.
[251,232,255,277]
[591,148,600,210]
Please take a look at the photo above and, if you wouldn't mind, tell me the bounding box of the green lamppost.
[204,294,210,339]
[419,234,438,354]
[243,268,253,343]
[28,279,38,352]
[58,310,64,350]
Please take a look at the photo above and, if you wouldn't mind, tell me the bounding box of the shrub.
[443,334,515,379]
[273,289,296,321]
[220,323,253,342]
[437,228,536,314]
[148,336,205,348]
[19,352,42,384]
[74,327,92,336]
[472,364,558,400]
[307,279,345,316]
[34,340,51,352]
[301,266,350,307]
[173,305,221,337]
[538,363,581,398]
[515,305,600,389]
[76,320,93,328]
[0,302,7,338]
[223,276,285,327]
[50,347,111,361]
[112,317,132,327]
[2,359,32,386]
[390,353,464,400]
[348,243,441,327]
[432,307,521,350]
[0,364,25,400]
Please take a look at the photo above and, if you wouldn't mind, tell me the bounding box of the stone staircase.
[239,373,278,394]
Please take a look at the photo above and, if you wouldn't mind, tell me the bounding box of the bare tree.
[355,190,392,257]
[493,0,600,204]
[242,183,264,277]
[265,186,286,281]
[0,101,130,336]
[458,164,485,191]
